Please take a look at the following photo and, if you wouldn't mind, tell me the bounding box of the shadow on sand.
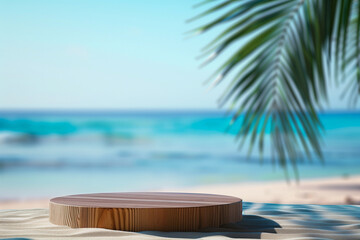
[142,215,281,239]
[0,238,34,240]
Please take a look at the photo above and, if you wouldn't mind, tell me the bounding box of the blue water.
[0,110,359,200]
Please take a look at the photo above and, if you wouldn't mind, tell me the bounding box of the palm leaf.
[191,0,360,179]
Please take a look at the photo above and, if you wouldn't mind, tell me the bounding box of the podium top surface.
[50,192,242,208]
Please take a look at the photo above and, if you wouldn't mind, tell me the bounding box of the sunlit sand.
[1,175,359,239]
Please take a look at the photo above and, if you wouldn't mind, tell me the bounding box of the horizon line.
[0,108,359,114]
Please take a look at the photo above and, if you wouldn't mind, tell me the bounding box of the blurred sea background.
[1,110,359,200]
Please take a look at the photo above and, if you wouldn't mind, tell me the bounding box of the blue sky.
[0,0,351,110]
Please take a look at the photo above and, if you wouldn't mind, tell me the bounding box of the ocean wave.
[0,157,135,169]
[0,152,274,170]
[0,131,149,146]
[0,132,39,145]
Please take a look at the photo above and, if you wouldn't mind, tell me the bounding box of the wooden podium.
[49,192,242,231]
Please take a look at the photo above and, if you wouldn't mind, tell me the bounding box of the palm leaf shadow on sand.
[143,202,360,239]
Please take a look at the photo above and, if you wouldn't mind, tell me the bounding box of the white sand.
[2,175,358,209]
[1,203,359,239]
[174,175,360,205]
[1,175,359,239]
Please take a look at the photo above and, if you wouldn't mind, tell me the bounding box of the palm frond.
[192,0,360,179]
[340,0,360,105]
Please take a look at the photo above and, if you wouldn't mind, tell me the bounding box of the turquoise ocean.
[0,111,359,200]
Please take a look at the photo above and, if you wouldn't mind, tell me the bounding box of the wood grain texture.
[49,192,242,231]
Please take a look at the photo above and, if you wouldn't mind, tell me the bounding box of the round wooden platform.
[49,192,242,231]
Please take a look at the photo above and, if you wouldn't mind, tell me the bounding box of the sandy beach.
[179,175,360,205]
[1,175,359,209]
[2,154,359,239]
[1,175,360,239]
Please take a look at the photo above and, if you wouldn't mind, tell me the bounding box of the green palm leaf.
[191,0,360,179]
